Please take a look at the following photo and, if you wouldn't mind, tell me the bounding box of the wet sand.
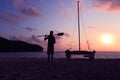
[0,58,120,80]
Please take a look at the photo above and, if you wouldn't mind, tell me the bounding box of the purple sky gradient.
[1,0,120,51]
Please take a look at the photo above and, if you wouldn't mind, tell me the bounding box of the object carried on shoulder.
[37,32,64,37]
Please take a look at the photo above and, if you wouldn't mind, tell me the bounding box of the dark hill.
[0,36,43,52]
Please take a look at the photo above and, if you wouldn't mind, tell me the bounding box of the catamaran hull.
[65,50,96,60]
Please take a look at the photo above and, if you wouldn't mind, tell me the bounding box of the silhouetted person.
[44,31,56,63]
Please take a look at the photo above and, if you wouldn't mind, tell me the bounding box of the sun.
[101,34,113,44]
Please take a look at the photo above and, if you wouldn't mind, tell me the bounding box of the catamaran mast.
[77,1,80,51]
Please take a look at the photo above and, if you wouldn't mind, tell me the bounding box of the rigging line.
[69,16,77,50]
[81,18,91,50]
[80,12,91,51]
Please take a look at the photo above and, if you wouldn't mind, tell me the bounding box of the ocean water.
[0,52,120,59]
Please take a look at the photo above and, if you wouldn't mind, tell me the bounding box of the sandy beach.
[0,58,120,80]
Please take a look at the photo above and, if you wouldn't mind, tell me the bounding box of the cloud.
[9,35,28,41]
[9,35,44,46]
[64,33,70,37]
[29,35,40,43]
[25,27,35,31]
[9,35,20,40]
[13,0,43,17]
[87,26,98,29]
[0,7,42,24]
[56,0,73,20]
[20,7,42,17]
[56,0,84,20]
[90,0,120,12]
[9,32,70,51]
[13,0,27,9]
[0,13,26,24]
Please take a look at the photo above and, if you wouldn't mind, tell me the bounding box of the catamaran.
[65,1,96,60]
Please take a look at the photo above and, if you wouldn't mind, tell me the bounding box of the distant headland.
[0,36,43,52]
